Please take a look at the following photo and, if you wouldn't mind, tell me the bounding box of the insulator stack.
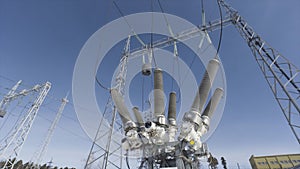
[132,107,144,127]
[111,89,133,127]
[202,88,224,118]
[168,92,176,125]
[154,69,165,118]
[191,59,220,113]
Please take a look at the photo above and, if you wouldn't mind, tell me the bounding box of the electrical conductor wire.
[216,0,223,56]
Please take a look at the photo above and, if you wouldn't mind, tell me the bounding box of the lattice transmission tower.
[84,36,131,169]
[219,0,300,143]
[31,95,68,168]
[0,81,51,169]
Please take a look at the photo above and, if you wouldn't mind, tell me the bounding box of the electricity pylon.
[84,36,131,169]
[33,95,68,168]
[219,0,300,143]
[0,82,51,169]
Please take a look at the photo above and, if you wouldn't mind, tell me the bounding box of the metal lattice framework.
[32,96,68,167]
[84,96,124,169]
[0,80,22,118]
[84,37,131,169]
[219,0,300,144]
[129,17,232,58]
[0,82,51,169]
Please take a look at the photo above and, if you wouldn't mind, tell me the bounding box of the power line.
[112,1,146,47]
[0,102,30,142]
[37,113,91,142]
[216,0,224,56]
[95,76,110,91]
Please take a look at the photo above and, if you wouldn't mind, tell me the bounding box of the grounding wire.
[95,76,110,91]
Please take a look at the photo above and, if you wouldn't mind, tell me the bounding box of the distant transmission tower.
[0,82,51,169]
[0,80,22,118]
[33,95,68,168]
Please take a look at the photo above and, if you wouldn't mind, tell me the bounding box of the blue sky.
[0,0,300,168]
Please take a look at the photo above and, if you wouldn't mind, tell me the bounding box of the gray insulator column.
[168,92,176,125]
[191,59,220,113]
[111,89,132,127]
[132,107,144,127]
[202,88,224,118]
[154,69,165,117]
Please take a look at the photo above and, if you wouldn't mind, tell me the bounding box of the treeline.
[0,158,75,169]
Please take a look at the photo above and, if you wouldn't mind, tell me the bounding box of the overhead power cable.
[37,113,90,142]
[0,102,30,142]
[150,0,158,68]
[113,1,146,47]
[157,0,175,37]
[216,0,223,56]
[96,77,110,91]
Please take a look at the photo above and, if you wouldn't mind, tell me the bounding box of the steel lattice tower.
[32,96,68,168]
[219,0,300,143]
[0,82,51,169]
[84,36,131,169]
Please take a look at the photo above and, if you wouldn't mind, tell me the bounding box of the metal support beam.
[129,17,232,58]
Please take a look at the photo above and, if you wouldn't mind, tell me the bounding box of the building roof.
[291,164,300,169]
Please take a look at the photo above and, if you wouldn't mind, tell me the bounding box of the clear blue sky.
[0,0,300,168]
